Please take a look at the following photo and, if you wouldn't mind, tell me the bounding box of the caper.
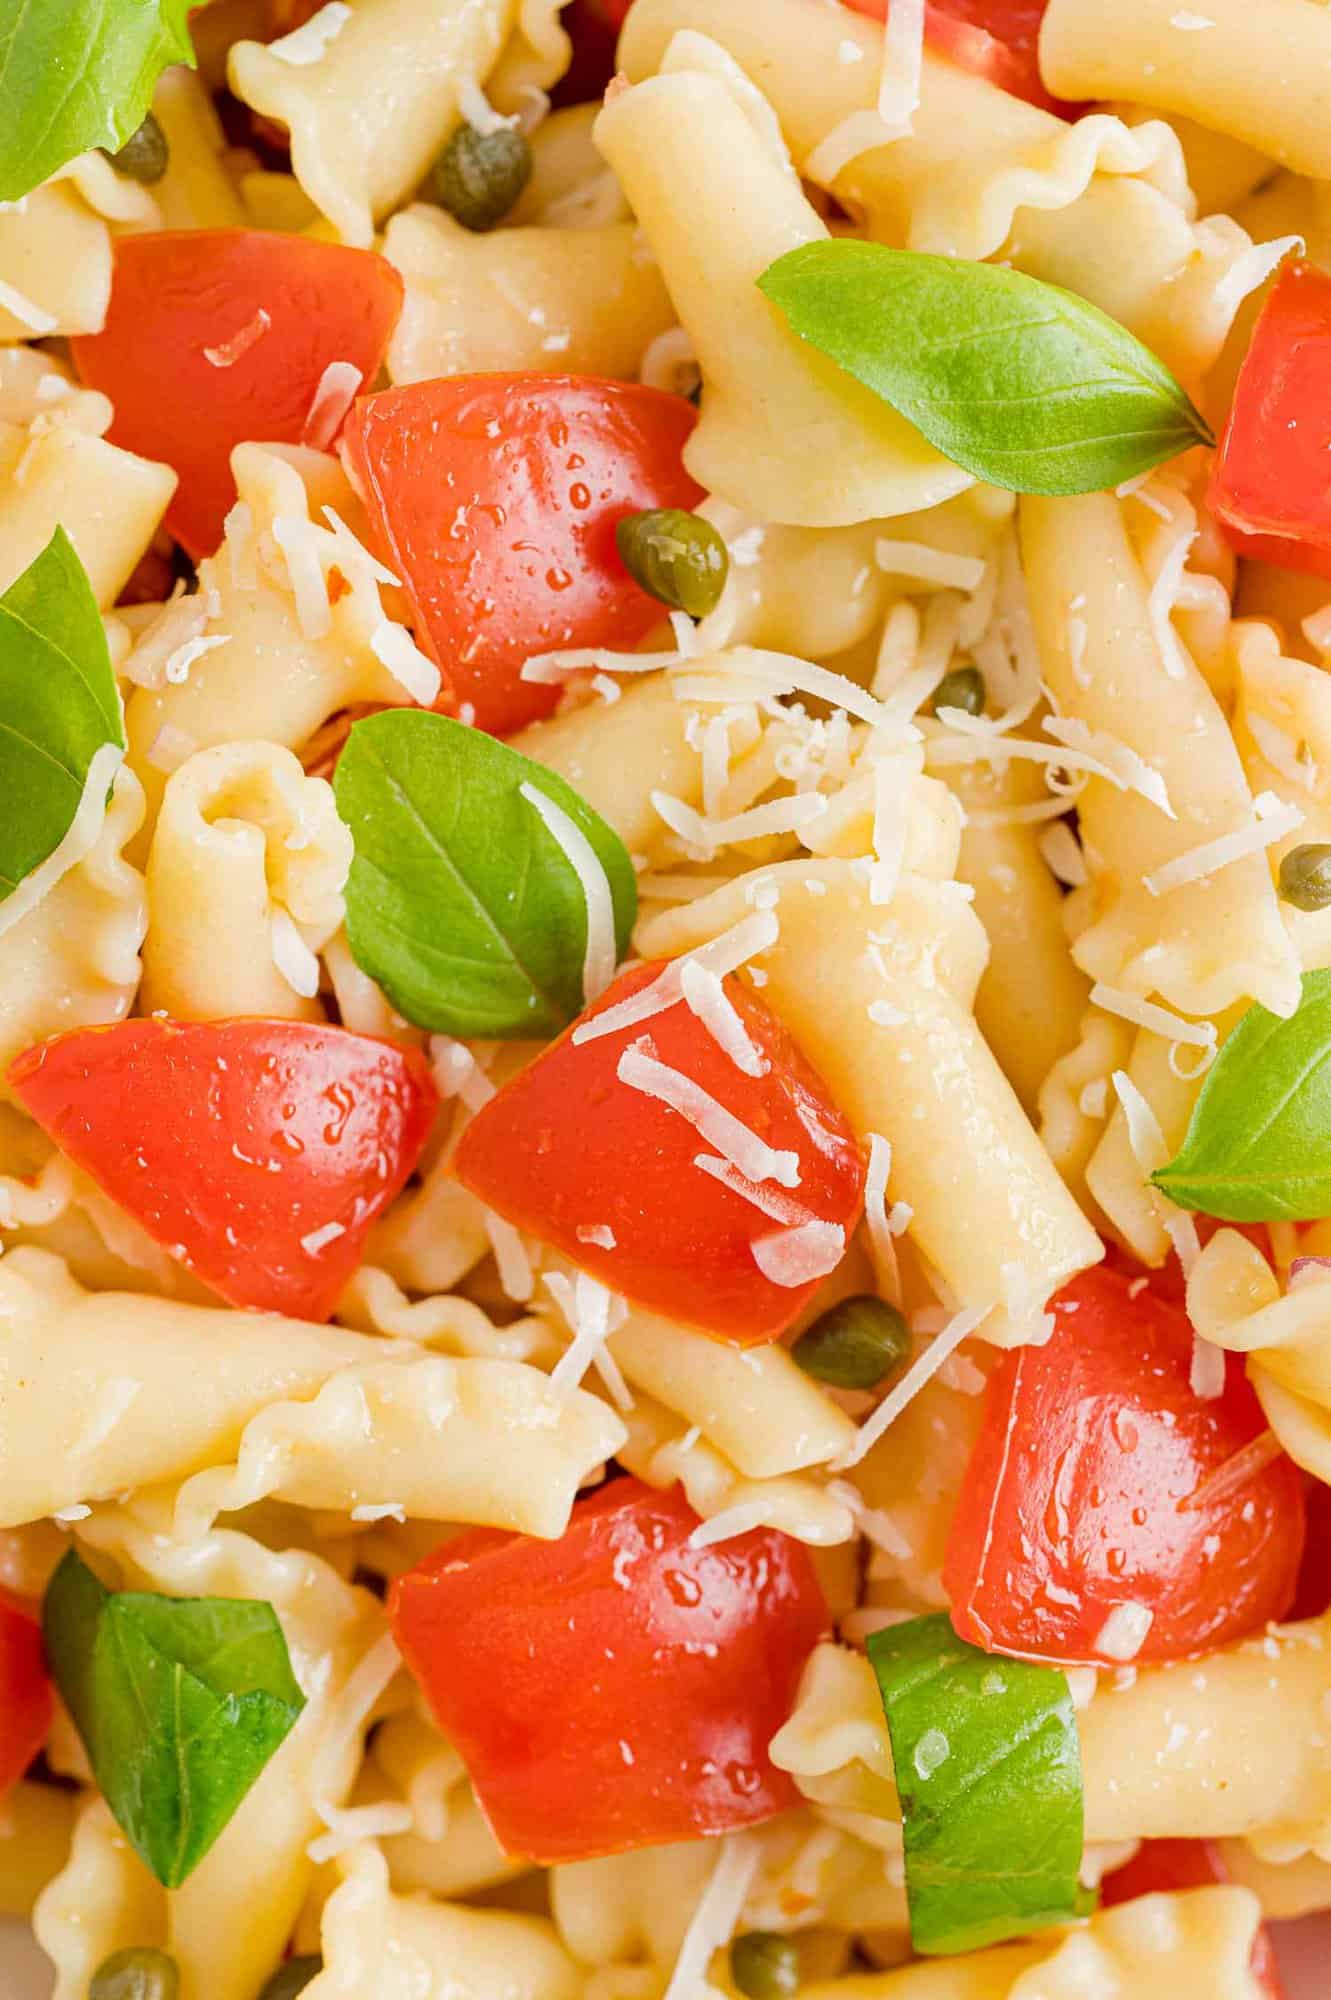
[929,665,985,717]
[615,508,729,618]
[730,1931,800,2000]
[89,1947,180,2000]
[103,114,169,185]
[256,1959,323,2000]
[1278,842,1331,912]
[792,1295,910,1391]
[428,121,532,232]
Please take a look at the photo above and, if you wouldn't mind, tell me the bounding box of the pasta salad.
[4,0,1331,1996]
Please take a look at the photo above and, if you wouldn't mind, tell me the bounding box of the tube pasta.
[1041,0,1331,179]
[149,66,247,228]
[1021,492,1300,1021]
[383,205,674,385]
[639,860,1103,1345]
[0,399,176,605]
[0,153,157,342]
[34,1799,167,2000]
[141,742,351,1022]
[228,0,516,248]
[594,45,972,526]
[170,1350,627,1540]
[0,765,147,1091]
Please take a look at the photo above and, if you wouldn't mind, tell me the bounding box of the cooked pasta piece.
[149,66,247,228]
[141,742,351,1021]
[0,154,157,342]
[0,1783,77,1920]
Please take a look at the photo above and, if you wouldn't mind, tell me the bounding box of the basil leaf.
[867,1612,1085,1956]
[1153,970,1331,1219]
[44,1549,305,1888]
[334,709,637,1038]
[758,242,1212,495]
[0,0,195,202]
[0,528,125,906]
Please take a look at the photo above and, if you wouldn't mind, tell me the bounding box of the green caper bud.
[89,1947,180,2000]
[1278,842,1331,912]
[792,1295,910,1391]
[730,1932,800,2000]
[615,508,729,618]
[930,665,986,717]
[428,121,532,232]
[103,114,169,185]
[257,1961,323,2000]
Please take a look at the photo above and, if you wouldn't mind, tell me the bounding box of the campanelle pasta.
[4,0,1331,1996]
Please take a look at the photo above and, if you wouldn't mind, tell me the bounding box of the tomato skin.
[943,1266,1306,1666]
[7,1019,437,1322]
[840,0,1076,116]
[389,1478,828,1862]
[1210,262,1331,580]
[0,1591,51,1803]
[1102,1841,1286,1998]
[340,375,704,737]
[71,231,403,559]
[453,960,866,1345]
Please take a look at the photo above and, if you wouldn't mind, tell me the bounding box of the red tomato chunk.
[453,959,866,1345]
[1103,1841,1286,1999]
[1210,260,1331,580]
[71,230,403,558]
[840,0,1075,116]
[390,1479,828,1862]
[943,1266,1306,1667]
[8,1019,437,1322]
[0,1590,51,1803]
[340,375,704,738]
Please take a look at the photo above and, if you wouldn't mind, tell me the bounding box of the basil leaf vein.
[758,242,1212,495]
[334,709,637,1038]
[44,1549,305,1888]
[0,528,125,900]
[1153,970,1331,1219]
[0,0,196,202]
[868,1612,1086,1956]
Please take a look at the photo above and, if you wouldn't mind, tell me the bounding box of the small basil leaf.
[1154,969,1331,1219]
[0,528,125,906]
[758,242,1212,495]
[44,1550,305,1888]
[334,709,637,1038]
[0,0,195,202]
[868,1612,1085,1956]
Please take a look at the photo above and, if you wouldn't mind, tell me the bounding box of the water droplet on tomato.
[1112,1410,1139,1452]
[1106,1546,1127,1576]
[569,482,591,510]
[727,1762,763,1798]
[545,565,573,592]
[663,1568,702,1607]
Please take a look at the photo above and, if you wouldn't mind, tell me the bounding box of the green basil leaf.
[757,242,1212,495]
[0,527,125,906]
[0,0,195,202]
[44,1549,305,1888]
[334,709,638,1038]
[1153,969,1331,1219]
[867,1612,1086,1956]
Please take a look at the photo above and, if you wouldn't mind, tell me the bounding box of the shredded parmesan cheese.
[572,912,779,1045]
[652,787,828,858]
[1142,795,1304,897]
[547,1270,628,1401]
[0,279,57,335]
[1210,234,1303,325]
[271,909,322,999]
[693,1153,811,1226]
[272,514,332,638]
[1091,984,1217,1064]
[369,619,442,706]
[146,724,198,774]
[429,1035,496,1113]
[300,1220,346,1256]
[302,361,363,451]
[804,0,923,182]
[483,1208,534,1302]
[751,1219,845,1286]
[1093,1601,1154,1662]
[576,1223,617,1249]
[662,1834,761,2000]
[833,1304,991,1470]
[520,782,618,1002]
[163,632,229,685]
[0,743,123,943]
[679,959,764,1075]
[876,539,986,592]
[1111,1069,1206,1314]
[1038,821,1088,887]
[203,308,272,369]
[618,1039,800,1187]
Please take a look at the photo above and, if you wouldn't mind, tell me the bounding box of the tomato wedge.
[0,1591,51,1803]
[1103,1841,1286,1998]
[340,375,703,737]
[453,959,866,1345]
[1209,261,1331,580]
[71,231,403,559]
[8,1020,437,1322]
[943,1266,1306,1666]
[840,0,1076,115]
[389,1478,828,1862]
